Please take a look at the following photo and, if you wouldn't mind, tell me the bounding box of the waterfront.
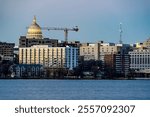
[0,79,150,100]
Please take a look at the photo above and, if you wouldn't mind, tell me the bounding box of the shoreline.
[0,77,149,80]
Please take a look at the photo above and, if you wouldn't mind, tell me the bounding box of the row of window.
[131,58,150,64]
[82,48,95,53]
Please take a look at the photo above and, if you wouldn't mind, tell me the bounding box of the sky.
[0,0,150,45]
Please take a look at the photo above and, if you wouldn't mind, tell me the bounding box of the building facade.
[80,42,122,61]
[143,38,150,48]
[0,42,15,61]
[19,36,58,47]
[80,43,100,60]
[115,54,130,76]
[100,43,122,61]
[104,53,130,77]
[129,49,150,70]
[9,64,44,78]
[19,45,78,70]
[104,54,115,70]
[104,54,116,77]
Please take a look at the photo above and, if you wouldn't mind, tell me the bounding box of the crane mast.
[42,26,79,42]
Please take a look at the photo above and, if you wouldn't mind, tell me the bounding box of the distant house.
[9,64,44,78]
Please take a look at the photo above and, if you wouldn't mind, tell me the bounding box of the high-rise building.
[100,43,122,62]
[115,53,130,76]
[80,43,100,60]
[80,42,121,61]
[19,16,58,47]
[104,54,116,77]
[104,54,116,70]
[19,45,78,70]
[104,53,130,77]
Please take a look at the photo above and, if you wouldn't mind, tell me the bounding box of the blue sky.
[0,0,150,45]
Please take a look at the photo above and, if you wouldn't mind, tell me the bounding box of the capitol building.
[26,16,43,39]
[19,16,58,47]
[19,17,79,70]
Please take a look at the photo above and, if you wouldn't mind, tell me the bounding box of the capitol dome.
[26,16,43,39]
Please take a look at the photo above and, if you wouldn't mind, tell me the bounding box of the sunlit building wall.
[80,43,101,60]
[19,45,78,70]
[143,38,150,48]
[19,16,58,47]
[100,44,121,61]
[80,42,121,61]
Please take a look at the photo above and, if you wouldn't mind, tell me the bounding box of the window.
[88,48,90,54]
[83,48,85,52]
[92,48,94,52]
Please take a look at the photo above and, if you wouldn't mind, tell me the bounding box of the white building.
[9,64,44,78]
[19,45,78,70]
[129,49,150,70]
[14,46,19,55]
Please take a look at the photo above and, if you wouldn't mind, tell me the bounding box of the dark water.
[0,79,150,100]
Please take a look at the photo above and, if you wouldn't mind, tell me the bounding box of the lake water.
[0,79,150,100]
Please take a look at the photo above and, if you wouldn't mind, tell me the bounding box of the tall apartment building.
[104,54,116,74]
[115,54,130,76]
[100,43,122,61]
[19,45,78,70]
[19,16,58,47]
[129,48,150,70]
[80,42,121,61]
[80,43,100,60]
[104,53,130,77]
[0,41,15,61]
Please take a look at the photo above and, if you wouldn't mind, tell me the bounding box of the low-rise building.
[129,48,150,70]
[9,64,44,78]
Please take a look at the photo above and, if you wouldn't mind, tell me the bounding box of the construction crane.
[41,26,79,42]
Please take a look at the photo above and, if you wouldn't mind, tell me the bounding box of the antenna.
[119,22,123,44]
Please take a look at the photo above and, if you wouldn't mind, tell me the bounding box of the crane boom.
[41,26,79,42]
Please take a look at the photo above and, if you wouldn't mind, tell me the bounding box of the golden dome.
[26,16,43,39]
